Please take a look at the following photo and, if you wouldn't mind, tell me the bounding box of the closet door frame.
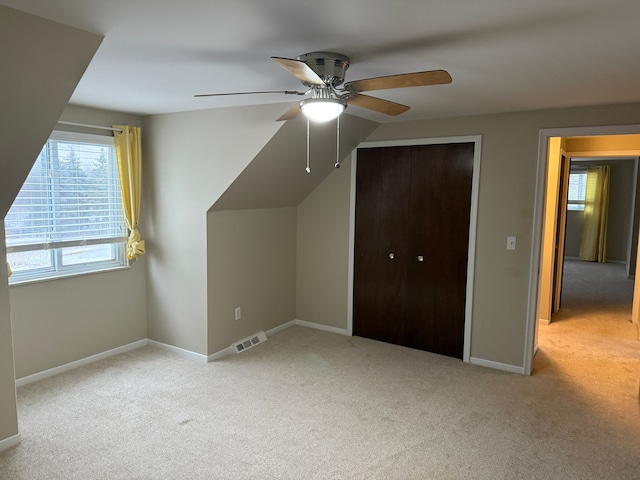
[346,135,482,363]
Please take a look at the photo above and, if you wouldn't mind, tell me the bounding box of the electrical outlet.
[506,236,517,251]
[234,307,241,321]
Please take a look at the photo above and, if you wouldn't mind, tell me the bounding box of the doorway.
[526,126,640,374]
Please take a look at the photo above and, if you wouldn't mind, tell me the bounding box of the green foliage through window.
[5,131,128,283]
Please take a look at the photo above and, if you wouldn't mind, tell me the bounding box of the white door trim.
[346,135,482,363]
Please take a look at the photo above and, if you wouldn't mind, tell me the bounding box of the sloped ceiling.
[0,6,103,217]
[211,114,379,211]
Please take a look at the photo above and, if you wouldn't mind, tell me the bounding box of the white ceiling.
[3,0,640,123]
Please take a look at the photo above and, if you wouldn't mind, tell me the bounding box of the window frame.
[6,130,129,285]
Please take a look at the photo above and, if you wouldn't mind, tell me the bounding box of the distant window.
[567,170,587,211]
[5,131,128,284]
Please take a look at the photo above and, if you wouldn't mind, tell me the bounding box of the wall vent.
[232,331,267,354]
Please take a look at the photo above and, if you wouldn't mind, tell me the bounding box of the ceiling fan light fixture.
[300,98,345,123]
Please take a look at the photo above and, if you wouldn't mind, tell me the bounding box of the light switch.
[506,236,517,251]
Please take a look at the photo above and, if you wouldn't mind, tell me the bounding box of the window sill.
[8,264,131,287]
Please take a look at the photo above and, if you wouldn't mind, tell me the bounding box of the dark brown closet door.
[404,143,474,358]
[353,143,474,359]
[353,146,411,345]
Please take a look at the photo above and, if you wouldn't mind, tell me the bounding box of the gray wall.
[564,159,636,263]
[9,105,147,380]
[10,268,147,378]
[296,157,353,330]
[0,7,103,215]
[360,103,640,368]
[0,222,18,444]
[144,102,640,371]
[207,208,297,353]
[565,210,584,259]
[211,115,378,211]
[142,104,284,355]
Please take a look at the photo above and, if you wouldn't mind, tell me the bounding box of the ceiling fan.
[195,52,452,122]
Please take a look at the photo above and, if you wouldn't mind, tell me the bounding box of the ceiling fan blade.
[346,94,410,116]
[344,69,452,93]
[276,103,302,121]
[271,57,325,86]
[194,90,306,98]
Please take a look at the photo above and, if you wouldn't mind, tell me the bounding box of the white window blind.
[567,169,587,211]
[5,131,128,281]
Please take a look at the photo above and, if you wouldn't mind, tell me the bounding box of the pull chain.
[305,115,342,172]
[306,116,311,174]
[335,115,341,169]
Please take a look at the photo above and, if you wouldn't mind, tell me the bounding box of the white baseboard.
[13,321,352,379]
[470,356,526,375]
[16,339,148,387]
[0,433,21,453]
[266,320,296,337]
[293,319,349,336]
[147,339,208,363]
[207,319,349,362]
[294,321,529,375]
[566,256,626,265]
[207,346,234,362]
[11,325,527,390]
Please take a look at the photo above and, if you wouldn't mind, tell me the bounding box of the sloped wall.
[0,221,17,447]
[206,114,377,353]
[211,114,378,210]
[0,5,102,447]
[0,6,103,216]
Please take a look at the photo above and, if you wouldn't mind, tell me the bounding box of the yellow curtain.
[579,165,610,263]
[6,262,11,278]
[113,125,146,260]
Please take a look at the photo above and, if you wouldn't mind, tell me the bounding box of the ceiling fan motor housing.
[297,52,350,87]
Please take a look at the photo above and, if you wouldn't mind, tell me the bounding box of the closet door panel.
[353,143,474,359]
[405,143,474,358]
[353,147,411,344]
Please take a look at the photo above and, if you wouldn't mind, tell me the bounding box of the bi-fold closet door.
[353,142,474,359]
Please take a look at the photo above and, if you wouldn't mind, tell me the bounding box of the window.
[5,131,128,283]
[567,169,587,211]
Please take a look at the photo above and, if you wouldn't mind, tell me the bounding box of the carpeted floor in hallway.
[534,258,639,443]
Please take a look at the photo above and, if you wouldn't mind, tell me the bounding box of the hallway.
[534,258,639,409]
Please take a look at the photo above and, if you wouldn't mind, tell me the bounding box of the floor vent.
[232,331,267,354]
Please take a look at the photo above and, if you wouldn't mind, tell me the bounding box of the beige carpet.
[1,262,639,479]
[533,259,640,474]
[536,259,639,405]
